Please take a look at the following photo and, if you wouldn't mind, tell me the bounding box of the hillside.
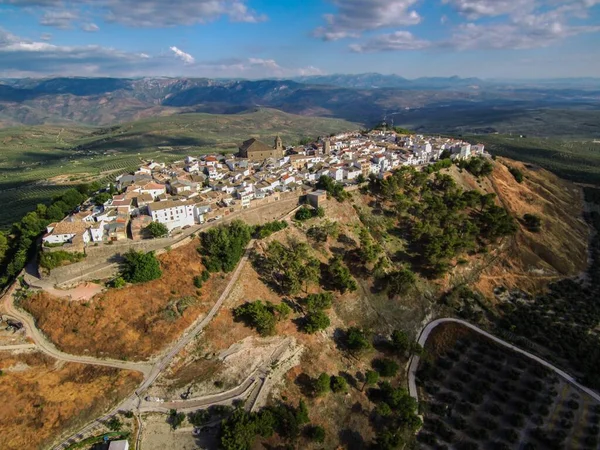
[17,157,593,448]
[0,108,356,229]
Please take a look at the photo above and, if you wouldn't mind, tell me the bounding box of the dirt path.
[407,318,600,404]
[0,343,36,351]
[51,239,257,450]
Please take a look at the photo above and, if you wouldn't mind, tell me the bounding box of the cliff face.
[448,158,589,296]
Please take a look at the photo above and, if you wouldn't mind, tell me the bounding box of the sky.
[0,0,599,79]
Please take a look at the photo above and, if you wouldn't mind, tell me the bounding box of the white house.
[42,221,90,245]
[148,200,196,231]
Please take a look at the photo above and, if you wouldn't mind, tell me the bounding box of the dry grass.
[22,239,233,360]
[0,351,141,450]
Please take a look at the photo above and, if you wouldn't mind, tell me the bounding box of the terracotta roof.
[51,221,88,235]
[239,138,272,154]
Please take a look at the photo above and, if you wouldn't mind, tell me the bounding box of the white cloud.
[350,31,430,52]
[0,0,267,27]
[313,0,421,41]
[40,32,52,41]
[349,0,600,52]
[169,46,195,64]
[40,10,79,29]
[82,22,99,32]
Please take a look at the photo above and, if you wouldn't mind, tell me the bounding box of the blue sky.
[0,0,599,79]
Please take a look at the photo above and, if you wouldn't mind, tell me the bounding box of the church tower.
[274,135,283,157]
[324,139,331,155]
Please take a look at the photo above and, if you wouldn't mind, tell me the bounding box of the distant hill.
[0,75,599,135]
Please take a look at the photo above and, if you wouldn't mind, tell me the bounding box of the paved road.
[407,318,600,404]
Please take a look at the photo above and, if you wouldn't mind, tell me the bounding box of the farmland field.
[416,323,600,450]
[0,108,356,229]
[464,134,600,185]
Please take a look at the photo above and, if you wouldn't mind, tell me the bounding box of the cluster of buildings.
[42,131,485,250]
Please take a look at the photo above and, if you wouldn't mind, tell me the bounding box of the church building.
[238,136,284,161]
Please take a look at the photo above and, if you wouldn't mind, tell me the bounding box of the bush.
[295,207,315,221]
[39,250,85,270]
[373,358,400,377]
[381,268,415,297]
[522,213,542,232]
[111,277,126,288]
[168,409,185,430]
[509,166,524,183]
[193,275,203,288]
[254,220,288,239]
[106,417,122,431]
[146,221,169,238]
[233,301,278,336]
[121,250,162,283]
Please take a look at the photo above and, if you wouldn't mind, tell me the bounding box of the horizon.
[1,0,599,79]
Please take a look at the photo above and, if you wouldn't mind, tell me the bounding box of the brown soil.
[0,351,141,450]
[423,322,474,358]
[22,239,232,360]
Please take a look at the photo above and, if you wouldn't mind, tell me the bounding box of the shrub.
[254,220,288,239]
[193,275,203,288]
[327,256,357,293]
[522,213,542,232]
[233,300,278,336]
[111,277,126,288]
[188,409,210,427]
[295,207,314,221]
[39,250,85,270]
[168,409,185,430]
[121,250,162,283]
[304,292,333,312]
[509,166,524,183]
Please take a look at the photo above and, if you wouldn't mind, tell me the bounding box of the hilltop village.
[42,131,486,248]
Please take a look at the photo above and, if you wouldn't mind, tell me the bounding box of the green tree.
[373,358,400,377]
[363,370,380,391]
[390,330,410,354]
[233,300,279,336]
[358,228,381,264]
[295,399,310,425]
[509,166,524,183]
[188,409,210,427]
[382,268,415,297]
[199,220,252,273]
[314,373,331,396]
[106,417,122,432]
[306,425,325,443]
[346,327,371,352]
[146,221,169,238]
[93,192,112,206]
[327,256,357,293]
[304,292,333,312]
[121,250,162,283]
[303,310,331,334]
[168,409,185,430]
[331,375,348,393]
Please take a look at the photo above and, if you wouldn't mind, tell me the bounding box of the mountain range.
[1,75,599,135]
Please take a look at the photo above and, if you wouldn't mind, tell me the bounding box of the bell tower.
[274,135,283,152]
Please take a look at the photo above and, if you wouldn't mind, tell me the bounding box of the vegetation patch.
[39,250,85,270]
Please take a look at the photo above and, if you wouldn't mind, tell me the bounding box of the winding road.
[407,318,600,404]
